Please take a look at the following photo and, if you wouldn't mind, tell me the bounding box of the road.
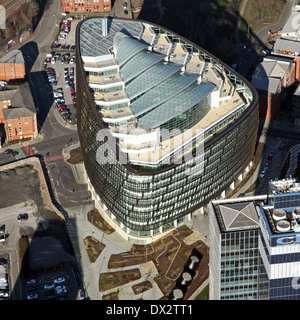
[0,0,91,208]
[234,0,297,79]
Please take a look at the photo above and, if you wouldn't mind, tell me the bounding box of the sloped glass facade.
[76,18,259,240]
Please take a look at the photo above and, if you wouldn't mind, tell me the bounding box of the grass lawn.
[195,284,209,300]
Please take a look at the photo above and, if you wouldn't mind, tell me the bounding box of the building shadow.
[1,157,84,300]
[19,41,54,132]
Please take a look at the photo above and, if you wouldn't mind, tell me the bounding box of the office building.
[260,178,300,299]
[209,196,265,300]
[76,17,259,244]
[210,178,300,300]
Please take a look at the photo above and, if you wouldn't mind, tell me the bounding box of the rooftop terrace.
[80,18,249,167]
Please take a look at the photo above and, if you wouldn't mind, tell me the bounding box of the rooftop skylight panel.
[130,73,198,116]
[137,82,215,129]
[115,36,148,66]
[125,62,181,99]
[120,50,166,83]
[80,18,144,57]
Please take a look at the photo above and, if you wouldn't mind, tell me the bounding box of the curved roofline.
[76,16,259,176]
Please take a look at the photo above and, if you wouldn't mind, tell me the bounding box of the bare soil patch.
[66,147,83,165]
[99,268,141,292]
[84,236,105,263]
[87,209,115,235]
[132,280,152,295]
[108,225,209,299]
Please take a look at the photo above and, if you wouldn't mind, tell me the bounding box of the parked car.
[44,284,55,290]
[11,151,19,157]
[53,93,63,98]
[45,69,55,74]
[260,169,267,178]
[57,105,66,110]
[27,293,38,300]
[79,289,85,300]
[50,81,57,86]
[54,278,65,284]
[4,149,13,155]
[22,213,28,220]
[60,109,70,116]
[0,225,5,234]
[266,155,272,162]
[17,214,22,222]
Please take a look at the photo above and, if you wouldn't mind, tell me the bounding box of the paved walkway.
[64,204,166,300]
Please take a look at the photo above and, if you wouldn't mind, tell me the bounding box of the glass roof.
[120,50,166,83]
[125,62,182,99]
[130,73,198,117]
[80,18,144,57]
[115,35,148,66]
[137,82,215,129]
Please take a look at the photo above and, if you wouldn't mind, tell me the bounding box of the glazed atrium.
[76,17,259,244]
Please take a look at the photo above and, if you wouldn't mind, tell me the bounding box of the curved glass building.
[76,17,259,244]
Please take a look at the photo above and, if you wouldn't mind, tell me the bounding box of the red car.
[70,87,74,93]
[57,105,66,110]
[72,98,76,104]
[266,156,272,162]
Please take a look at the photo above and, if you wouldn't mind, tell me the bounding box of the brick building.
[62,0,111,13]
[251,56,296,119]
[0,83,38,144]
[272,5,300,81]
[0,50,25,82]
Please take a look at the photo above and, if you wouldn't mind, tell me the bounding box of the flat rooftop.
[212,198,263,232]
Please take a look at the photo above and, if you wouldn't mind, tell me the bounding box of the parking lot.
[44,17,77,124]
[23,266,82,300]
[0,163,81,299]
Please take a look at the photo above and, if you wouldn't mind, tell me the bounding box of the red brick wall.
[4,115,36,141]
[0,62,25,82]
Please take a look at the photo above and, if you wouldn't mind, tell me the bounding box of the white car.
[44,284,55,290]
[54,277,65,284]
[260,170,267,178]
[55,285,66,291]
[26,278,36,285]
[27,293,38,300]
